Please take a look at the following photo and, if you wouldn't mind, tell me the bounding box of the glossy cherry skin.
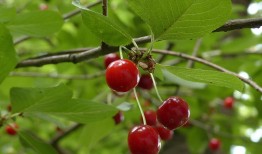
[5,123,18,136]
[104,53,120,68]
[209,138,221,151]
[223,96,234,109]
[141,110,157,126]
[138,74,153,90]
[157,96,190,130]
[106,59,139,92]
[154,125,173,141]
[113,111,124,125]
[128,125,161,154]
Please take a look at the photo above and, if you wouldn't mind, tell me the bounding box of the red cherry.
[5,123,18,136]
[223,96,234,109]
[138,74,153,90]
[104,53,120,68]
[141,110,157,126]
[128,125,161,154]
[157,96,190,130]
[113,111,124,124]
[106,59,139,92]
[154,125,173,141]
[209,138,221,151]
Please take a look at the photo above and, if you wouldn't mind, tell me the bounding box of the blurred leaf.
[80,118,115,151]
[128,0,231,40]
[10,84,117,123]
[155,64,244,91]
[0,24,17,84]
[72,0,132,46]
[19,131,57,154]
[7,11,63,37]
[0,6,16,23]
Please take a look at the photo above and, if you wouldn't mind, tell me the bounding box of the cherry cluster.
[104,53,190,154]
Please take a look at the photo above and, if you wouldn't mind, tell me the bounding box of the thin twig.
[138,48,262,94]
[187,38,202,68]
[9,71,105,80]
[50,123,83,147]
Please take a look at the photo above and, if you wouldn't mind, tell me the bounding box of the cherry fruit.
[138,74,153,90]
[5,123,18,136]
[223,96,234,109]
[104,53,120,68]
[154,125,173,141]
[113,111,124,125]
[128,125,161,154]
[209,138,221,151]
[157,96,190,130]
[141,110,157,126]
[106,59,139,92]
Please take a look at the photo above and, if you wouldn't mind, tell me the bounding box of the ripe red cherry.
[138,74,153,90]
[141,110,157,126]
[154,125,173,141]
[157,96,190,130]
[5,123,18,136]
[106,59,139,92]
[209,138,221,151]
[223,96,234,109]
[128,125,161,154]
[104,53,120,68]
[113,111,124,125]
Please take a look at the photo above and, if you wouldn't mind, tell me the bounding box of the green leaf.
[19,131,58,154]
[73,0,132,46]
[10,84,118,123]
[80,118,115,150]
[7,11,63,37]
[10,84,72,113]
[0,6,16,23]
[128,0,232,40]
[155,64,244,91]
[0,24,17,84]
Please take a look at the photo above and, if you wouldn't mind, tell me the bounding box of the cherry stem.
[147,32,155,55]
[132,39,139,50]
[150,73,163,102]
[133,88,146,125]
[119,46,124,59]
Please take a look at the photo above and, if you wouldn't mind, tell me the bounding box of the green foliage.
[128,0,232,40]
[0,6,16,23]
[155,64,244,91]
[0,24,17,84]
[73,0,132,46]
[19,131,58,154]
[10,84,117,123]
[7,11,63,37]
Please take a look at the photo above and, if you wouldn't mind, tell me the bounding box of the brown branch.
[213,17,262,32]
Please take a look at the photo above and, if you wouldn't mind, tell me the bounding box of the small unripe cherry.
[106,59,140,92]
[223,96,234,109]
[138,74,153,90]
[5,123,19,136]
[141,110,157,126]
[128,125,161,154]
[209,138,221,151]
[39,4,48,10]
[104,53,120,68]
[154,125,173,141]
[113,111,124,125]
[157,96,190,130]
